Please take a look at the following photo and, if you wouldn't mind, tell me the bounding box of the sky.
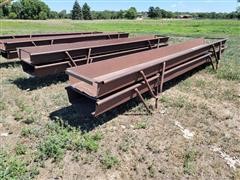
[42,0,239,13]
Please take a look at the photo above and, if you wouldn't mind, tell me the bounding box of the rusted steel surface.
[19,35,169,77]
[66,38,227,116]
[0,32,102,40]
[0,32,129,59]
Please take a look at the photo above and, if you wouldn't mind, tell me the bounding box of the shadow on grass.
[0,60,21,68]
[49,98,150,132]
[50,64,209,132]
[12,73,68,91]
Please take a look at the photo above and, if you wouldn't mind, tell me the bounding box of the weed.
[134,121,147,129]
[36,122,102,162]
[73,132,102,152]
[36,130,69,162]
[0,151,28,179]
[15,144,27,155]
[183,149,197,175]
[0,101,5,111]
[217,64,240,81]
[148,163,155,177]
[23,115,35,124]
[195,79,206,88]
[14,112,24,121]
[21,127,33,137]
[100,152,119,169]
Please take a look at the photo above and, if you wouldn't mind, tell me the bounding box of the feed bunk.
[19,35,169,77]
[0,32,128,59]
[65,38,227,116]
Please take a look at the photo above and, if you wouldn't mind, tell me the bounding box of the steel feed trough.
[19,35,169,77]
[0,31,102,40]
[0,32,128,59]
[65,38,227,117]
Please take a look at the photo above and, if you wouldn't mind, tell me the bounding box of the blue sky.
[43,0,238,13]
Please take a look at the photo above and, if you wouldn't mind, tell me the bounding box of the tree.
[39,11,47,20]
[2,5,9,16]
[148,6,155,18]
[59,10,67,19]
[49,11,58,19]
[148,7,161,18]
[82,3,92,20]
[125,7,137,19]
[11,1,22,18]
[10,0,50,19]
[8,12,17,19]
[71,0,82,20]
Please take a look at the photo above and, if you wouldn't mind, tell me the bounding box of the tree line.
[0,0,239,20]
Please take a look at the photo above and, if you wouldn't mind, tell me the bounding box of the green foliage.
[134,121,147,129]
[58,10,67,19]
[125,7,137,19]
[2,5,10,16]
[36,122,102,162]
[49,11,58,19]
[82,3,92,20]
[39,11,47,20]
[0,151,28,179]
[10,0,50,19]
[183,150,197,175]
[15,144,27,155]
[100,152,119,169]
[73,133,102,152]
[8,12,17,19]
[21,127,33,137]
[71,0,82,20]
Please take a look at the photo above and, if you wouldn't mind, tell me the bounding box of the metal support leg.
[148,40,153,49]
[160,62,166,93]
[219,42,222,60]
[87,48,92,64]
[31,41,37,47]
[65,51,77,67]
[208,56,215,70]
[140,71,158,108]
[211,45,219,70]
[134,88,152,114]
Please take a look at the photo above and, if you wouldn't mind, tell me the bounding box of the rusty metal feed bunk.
[65,38,227,117]
[0,32,128,59]
[19,36,169,77]
[0,32,102,40]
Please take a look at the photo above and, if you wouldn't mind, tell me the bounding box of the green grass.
[36,122,102,162]
[1,19,239,82]
[183,149,197,175]
[0,151,28,179]
[1,19,239,37]
[0,19,239,178]
[100,151,119,169]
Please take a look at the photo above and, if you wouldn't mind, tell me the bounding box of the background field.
[0,19,240,179]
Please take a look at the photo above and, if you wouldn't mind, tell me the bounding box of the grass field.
[0,19,240,179]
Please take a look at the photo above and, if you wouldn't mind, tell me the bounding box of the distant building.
[136,13,144,20]
[178,14,193,19]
